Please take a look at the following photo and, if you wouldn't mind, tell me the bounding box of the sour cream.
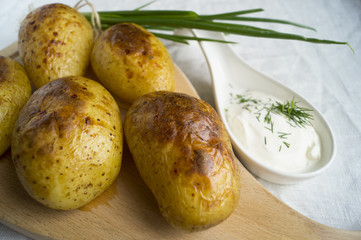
[225,91,321,173]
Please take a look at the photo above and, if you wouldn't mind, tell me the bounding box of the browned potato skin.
[0,56,32,156]
[124,91,241,231]
[91,23,175,104]
[11,76,122,210]
[18,3,93,89]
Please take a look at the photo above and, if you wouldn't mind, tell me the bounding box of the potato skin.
[18,3,93,89]
[11,76,122,210]
[0,56,32,156]
[91,23,175,104]
[124,91,241,231]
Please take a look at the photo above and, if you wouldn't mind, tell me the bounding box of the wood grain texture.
[0,43,360,240]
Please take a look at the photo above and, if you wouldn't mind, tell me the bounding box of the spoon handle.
[192,29,278,111]
[192,30,242,90]
[193,29,300,97]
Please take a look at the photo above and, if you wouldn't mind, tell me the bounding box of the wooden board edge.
[0,42,19,59]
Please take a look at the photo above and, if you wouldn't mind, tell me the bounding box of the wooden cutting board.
[0,43,360,240]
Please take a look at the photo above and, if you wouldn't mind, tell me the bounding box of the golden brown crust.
[127,92,237,176]
[0,56,32,156]
[105,23,152,56]
[0,56,10,82]
[125,91,240,231]
[12,76,122,210]
[15,78,91,140]
[91,23,175,103]
[18,3,93,89]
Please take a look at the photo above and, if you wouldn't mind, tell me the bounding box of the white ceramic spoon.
[192,29,335,184]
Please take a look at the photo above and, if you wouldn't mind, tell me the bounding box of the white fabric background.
[0,0,360,239]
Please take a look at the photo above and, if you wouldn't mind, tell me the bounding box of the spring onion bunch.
[81,1,352,50]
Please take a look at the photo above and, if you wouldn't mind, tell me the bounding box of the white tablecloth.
[0,0,360,239]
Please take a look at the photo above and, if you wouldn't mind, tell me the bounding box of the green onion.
[134,0,157,11]
[81,3,352,51]
[209,16,316,31]
[199,9,264,19]
[153,32,236,44]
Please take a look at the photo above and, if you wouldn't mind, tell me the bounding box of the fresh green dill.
[278,132,291,139]
[283,141,290,148]
[264,121,274,133]
[229,93,313,152]
[287,121,297,128]
[255,112,261,121]
[230,93,313,128]
[242,104,252,113]
[273,97,313,127]
[264,110,270,123]
[236,94,258,104]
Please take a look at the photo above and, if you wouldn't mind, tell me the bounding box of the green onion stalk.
[80,1,353,51]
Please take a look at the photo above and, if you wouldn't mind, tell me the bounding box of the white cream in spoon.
[225,90,321,173]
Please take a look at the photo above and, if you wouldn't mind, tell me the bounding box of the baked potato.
[11,76,122,210]
[91,23,175,104]
[0,56,32,156]
[124,91,241,231]
[18,3,93,89]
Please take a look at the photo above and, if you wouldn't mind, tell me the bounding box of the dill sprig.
[272,97,313,127]
[283,141,290,148]
[278,132,291,139]
[230,94,313,127]
[229,93,313,151]
[236,95,259,104]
